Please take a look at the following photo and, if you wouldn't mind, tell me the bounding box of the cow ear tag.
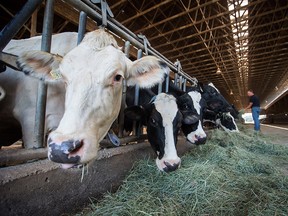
[50,69,62,80]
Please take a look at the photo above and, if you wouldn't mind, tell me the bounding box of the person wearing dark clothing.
[245,89,260,131]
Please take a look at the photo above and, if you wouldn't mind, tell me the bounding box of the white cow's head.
[17,29,168,168]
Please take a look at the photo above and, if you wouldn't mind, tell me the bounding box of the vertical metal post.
[158,82,162,94]
[183,78,187,91]
[34,0,54,148]
[77,11,87,45]
[134,50,142,106]
[0,0,43,51]
[118,41,130,137]
[179,75,183,89]
[165,70,170,93]
[132,49,142,136]
[174,73,178,87]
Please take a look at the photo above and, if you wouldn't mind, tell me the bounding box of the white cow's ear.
[17,50,63,81]
[126,56,169,88]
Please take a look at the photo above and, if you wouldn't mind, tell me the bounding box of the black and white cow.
[165,80,207,145]
[180,85,207,144]
[201,83,239,132]
[125,87,186,172]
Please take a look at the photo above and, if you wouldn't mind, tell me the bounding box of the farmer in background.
[245,89,261,131]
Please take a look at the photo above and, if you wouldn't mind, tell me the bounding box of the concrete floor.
[248,123,288,145]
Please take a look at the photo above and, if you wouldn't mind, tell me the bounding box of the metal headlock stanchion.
[0,0,196,149]
[77,11,87,45]
[64,0,194,83]
[34,0,54,148]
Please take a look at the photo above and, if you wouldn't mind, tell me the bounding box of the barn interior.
[1,0,288,116]
[1,1,288,215]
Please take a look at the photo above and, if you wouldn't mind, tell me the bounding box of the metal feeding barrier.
[0,0,195,149]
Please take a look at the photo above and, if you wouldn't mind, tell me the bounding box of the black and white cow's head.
[216,112,239,132]
[202,83,238,132]
[179,88,207,145]
[17,29,168,169]
[125,93,183,172]
[201,83,232,113]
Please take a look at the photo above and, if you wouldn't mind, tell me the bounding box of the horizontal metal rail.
[64,0,195,83]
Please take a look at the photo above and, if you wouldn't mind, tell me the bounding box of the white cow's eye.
[114,74,122,82]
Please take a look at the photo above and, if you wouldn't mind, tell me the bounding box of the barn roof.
[1,0,288,110]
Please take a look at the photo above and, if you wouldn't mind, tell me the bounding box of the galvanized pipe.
[64,0,194,82]
[165,71,170,93]
[77,11,87,45]
[34,0,54,148]
[183,78,187,91]
[118,41,130,137]
[100,134,147,147]
[174,73,178,87]
[0,0,43,51]
[179,75,183,89]
[132,49,143,136]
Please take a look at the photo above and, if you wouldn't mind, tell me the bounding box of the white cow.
[0,33,74,148]
[13,29,168,168]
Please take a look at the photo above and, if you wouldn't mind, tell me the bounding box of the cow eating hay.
[81,127,288,215]
[1,29,168,169]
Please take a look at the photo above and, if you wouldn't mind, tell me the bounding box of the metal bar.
[77,11,87,45]
[0,0,43,51]
[134,49,142,106]
[158,82,162,94]
[64,0,194,82]
[100,134,147,147]
[179,76,183,90]
[132,49,143,136]
[165,71,170,93]
[183,78,187,91]
[118,41,130,137]
[0,52,20,71]
[34,0,54,148]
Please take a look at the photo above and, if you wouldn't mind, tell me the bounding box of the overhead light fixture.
[216,67,222,74]
[230,90,233,95]
[275,86,278,91]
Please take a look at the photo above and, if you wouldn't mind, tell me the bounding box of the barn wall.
[265,94,288,124]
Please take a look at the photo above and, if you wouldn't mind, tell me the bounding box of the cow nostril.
[48,139,83,164]
[195,137,207,145]
[69,140,84,155]
[163,161,180,172]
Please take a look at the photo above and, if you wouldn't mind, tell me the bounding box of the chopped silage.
[80,126,288,216]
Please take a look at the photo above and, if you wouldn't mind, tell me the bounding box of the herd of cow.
[0,29,239,172]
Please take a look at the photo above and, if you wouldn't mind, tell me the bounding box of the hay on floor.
[79,126,288,216]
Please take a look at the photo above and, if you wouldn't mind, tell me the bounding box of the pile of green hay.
[79,128,288,216]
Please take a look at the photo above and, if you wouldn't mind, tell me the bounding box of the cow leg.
[13,107,39,149]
